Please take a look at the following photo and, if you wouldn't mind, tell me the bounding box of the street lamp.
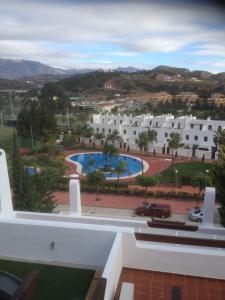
[175,169,178,193]
[205,169,209,185]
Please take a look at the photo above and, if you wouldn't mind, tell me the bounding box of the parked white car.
[189,208,204,222]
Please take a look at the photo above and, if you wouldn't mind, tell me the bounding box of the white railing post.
[0,149,13,217]
[69,179,81,216]
[202,187,216,226]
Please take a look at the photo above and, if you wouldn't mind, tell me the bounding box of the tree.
[11,133,60,212]
[94,132,105,140]
[114,160,127,186]
[146,129,157,154]
[167,132,184,180]
[214,128,225,160]
[106,130,121,145]
[86,171,105,201]
[87,156,95,172]
[136,175,158,203]
[136,132,149,174]
[11,133,34,211]
[192,174,211,208]
[103,143,118,168]
[213,129,225,226]
[17,100,56,142]
[76,123,94,139]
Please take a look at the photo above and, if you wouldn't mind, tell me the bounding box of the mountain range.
[0,58,225,84]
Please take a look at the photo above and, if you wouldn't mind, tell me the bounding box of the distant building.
[208,93,225,106]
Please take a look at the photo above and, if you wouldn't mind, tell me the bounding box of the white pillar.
[69,179,81,216]
[202,187,216,226]
[0,149,13,218]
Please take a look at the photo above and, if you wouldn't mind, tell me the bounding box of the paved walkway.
[53,192,200,214]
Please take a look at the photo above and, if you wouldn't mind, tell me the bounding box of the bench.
[147,219,198,231]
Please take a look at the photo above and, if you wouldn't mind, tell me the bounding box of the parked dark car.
[135,203,171,218]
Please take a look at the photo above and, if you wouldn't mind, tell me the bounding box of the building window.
[177,123,180,129]
[97,128,99,132]
[108,129,111,133]
[200,124,203,130]
[102,119,105,123]
[149,121,152,126]
[186,135,189,140]
[208,125,212,130]
[204,136,208,142]
[172,123,174,128]
[156,122,158,127]
[102,128,105,132]
[165,133,168,138]
[114,120,116,125]
[133,130,136,135]
[123,130,126,134]
[194,136,198,141]
[218,125,222,130]
[190,124,194,129]
[120,120,122,124]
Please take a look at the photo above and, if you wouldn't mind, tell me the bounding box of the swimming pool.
[66,152,149,179]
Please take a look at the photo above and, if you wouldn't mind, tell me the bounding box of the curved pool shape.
[66,152,149,179]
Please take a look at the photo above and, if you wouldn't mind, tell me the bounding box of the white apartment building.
[89,113,225,160]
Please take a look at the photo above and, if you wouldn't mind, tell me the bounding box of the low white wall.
[103,233,123,300]
[122,232,225,279]
[0,219,116,269]
[15,211,147,231]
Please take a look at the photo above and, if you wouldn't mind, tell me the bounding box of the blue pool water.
[68,152,144,179]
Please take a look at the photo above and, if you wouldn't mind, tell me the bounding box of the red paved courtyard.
[115,268,225,300]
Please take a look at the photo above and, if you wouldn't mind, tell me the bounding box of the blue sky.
[0,0,225,73]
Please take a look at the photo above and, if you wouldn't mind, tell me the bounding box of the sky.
[0,0,225,73]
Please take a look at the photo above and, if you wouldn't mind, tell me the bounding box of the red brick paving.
[115,268,225,300]
[53,192,200,214]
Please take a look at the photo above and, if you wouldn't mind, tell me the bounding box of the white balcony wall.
[103,233,123,300]
[0,220,116,269]
[122,232,225,279]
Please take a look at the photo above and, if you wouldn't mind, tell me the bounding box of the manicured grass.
[0,259,94,300]
[159,161,214,182]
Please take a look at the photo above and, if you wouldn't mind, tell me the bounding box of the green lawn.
[159,161,214,182]
[0,259,94,300]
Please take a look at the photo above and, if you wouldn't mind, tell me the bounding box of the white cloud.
[0,1,224,68]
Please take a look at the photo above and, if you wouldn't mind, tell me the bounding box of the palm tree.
[136,132,148,174]
[86,170,105,201]
[114,160,127,186]
[76,123,94,144]
[103,143,118,168]
[146,129,157,154]
[87,156,95,173]
[167,132,184,180]
[106,129,121,145]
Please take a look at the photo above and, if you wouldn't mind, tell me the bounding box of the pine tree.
[11,133,33,210]
[11,134,57,212]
